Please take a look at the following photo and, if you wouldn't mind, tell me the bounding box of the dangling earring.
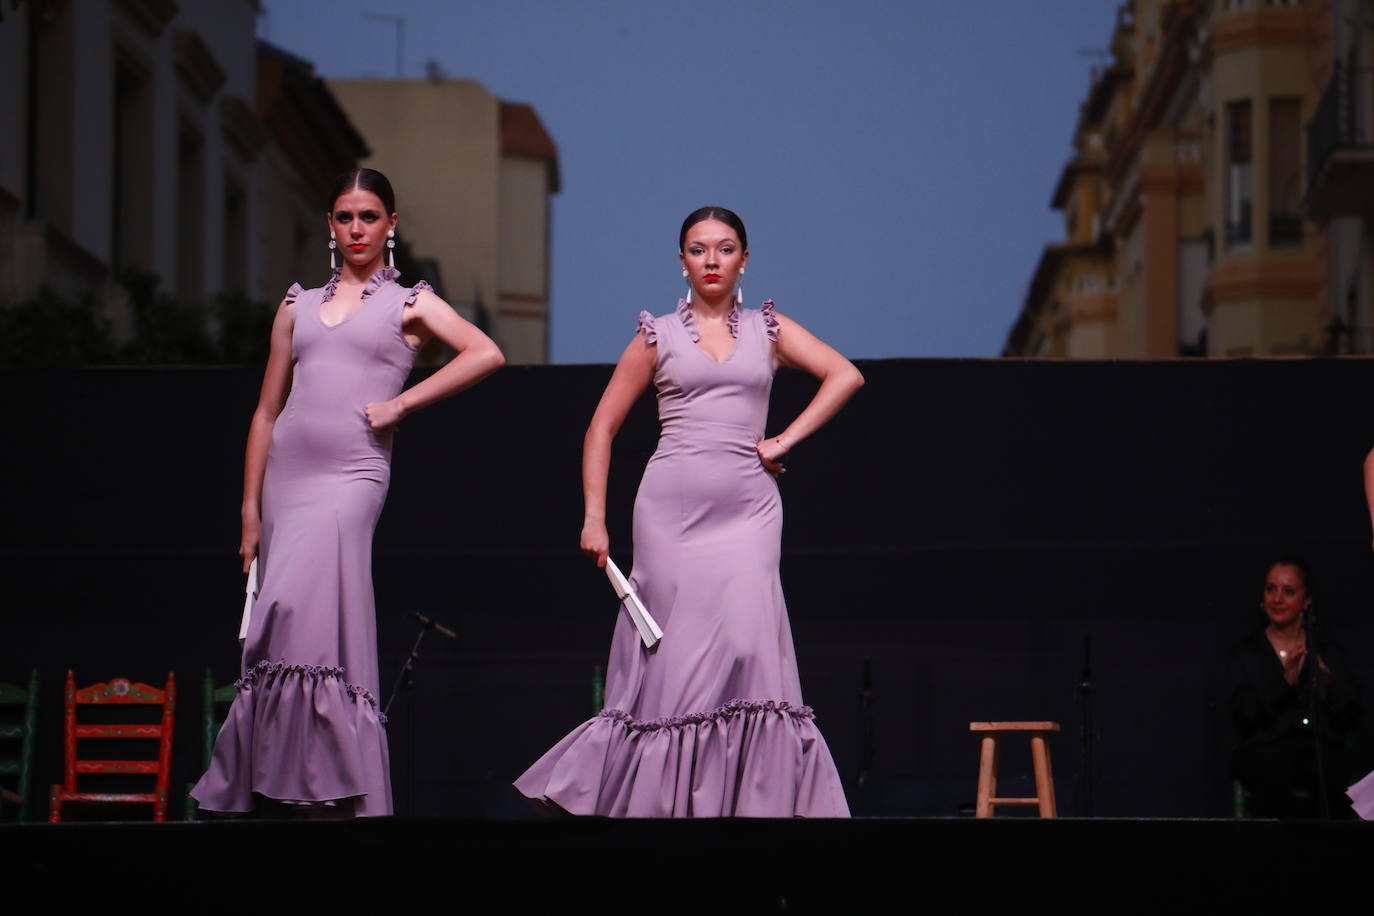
[682,268,692,304]
[329,230,337,271]
[735,267,745,307]
[386,228,396,269]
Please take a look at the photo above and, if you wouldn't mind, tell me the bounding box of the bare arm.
[1364,446,1374,550]
[363,288,506,431]
[755,311,865,473]
[240,298,296,572]
[580,334,657,567]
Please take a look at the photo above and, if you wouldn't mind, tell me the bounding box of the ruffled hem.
[320,265,401,302]
[636,310,657,344]
[236,659,386,723]
[515,698,850,818]
[190,660,392,817]
[404,280,432,306]
[599,698,813,732]
[760,299,779,342]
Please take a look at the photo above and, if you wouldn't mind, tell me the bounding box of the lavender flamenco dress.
[191,268,425,817]
[516,300,850,817]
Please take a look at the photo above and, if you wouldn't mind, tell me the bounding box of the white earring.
[386,228,396,269]
[329,230,337,271]
[682,268,692,304]
[735,267,744,307]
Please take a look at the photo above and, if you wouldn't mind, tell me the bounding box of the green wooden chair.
[0,669,38,821]
[592,664,604,715]
[184,667,235,820]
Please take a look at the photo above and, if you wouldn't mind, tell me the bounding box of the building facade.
[0,0,370,347]
[1308,0,1374,354]
[0,2,559,367]
[328,79,560,365]
[1006,0,1337,358]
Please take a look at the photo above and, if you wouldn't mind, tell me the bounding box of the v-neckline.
[320,295,368,330]
[681,301,742,364]
[692,333,740,364]
[318,266,399,329]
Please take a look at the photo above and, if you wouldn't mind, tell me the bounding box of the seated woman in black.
[1229,558,1361,818]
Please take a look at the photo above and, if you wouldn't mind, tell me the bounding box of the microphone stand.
[384,612,459,817]
[856,658,875,812]
[1079,632,1096,817]
[1303,605,1330,819]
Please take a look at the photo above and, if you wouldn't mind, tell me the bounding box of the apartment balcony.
[1306,59,1374,220]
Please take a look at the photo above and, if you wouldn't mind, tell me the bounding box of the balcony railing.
[1308,58,1374,190]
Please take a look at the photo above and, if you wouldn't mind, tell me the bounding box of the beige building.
[328,79,560,365]
[1006,0,1335,358]
[1308,0,1374,353]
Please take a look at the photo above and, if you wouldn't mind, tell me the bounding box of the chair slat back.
[0,669,38,820]
[54,670,176,821]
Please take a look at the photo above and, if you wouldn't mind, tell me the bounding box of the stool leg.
[976,735,999,818]
[1031,735,1057,818]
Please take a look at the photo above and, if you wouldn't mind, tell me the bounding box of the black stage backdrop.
[4,358,1374,819]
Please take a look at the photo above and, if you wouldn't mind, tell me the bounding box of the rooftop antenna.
[362,12,405,79]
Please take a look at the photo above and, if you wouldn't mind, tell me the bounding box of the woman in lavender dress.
[516,207,863,816]
[1347,448,1374,818]
[191,169,504,817]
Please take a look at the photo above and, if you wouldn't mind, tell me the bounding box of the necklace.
[1266,626,1305,661]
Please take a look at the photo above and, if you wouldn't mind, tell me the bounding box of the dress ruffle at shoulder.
[404,279,433,305]
[636,310,657,344]
[760,299,780,342]
[514,698,850,817]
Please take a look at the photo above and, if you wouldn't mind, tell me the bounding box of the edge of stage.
[3,816,1369,910]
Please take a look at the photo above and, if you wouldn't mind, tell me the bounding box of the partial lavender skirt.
[1349,769,1374,819]
[191,662,391,817]
[516,698,849,817]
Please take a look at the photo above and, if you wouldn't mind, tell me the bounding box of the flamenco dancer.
[1347,448,1374,819]
[191,168,504,816]
[516,206,863,816]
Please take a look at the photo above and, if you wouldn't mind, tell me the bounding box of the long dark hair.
[327,168,396,214]
[679,206,748,252]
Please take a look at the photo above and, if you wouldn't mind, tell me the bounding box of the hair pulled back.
[327,168,396,215]
[679,206,748,252]
[1265,556,1315,602]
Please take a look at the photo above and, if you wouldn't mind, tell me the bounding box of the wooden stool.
[970,721,1060,818]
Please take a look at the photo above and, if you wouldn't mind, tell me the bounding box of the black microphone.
[413,611,458,641]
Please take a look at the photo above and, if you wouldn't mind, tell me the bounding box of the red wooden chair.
[49,670,176,822]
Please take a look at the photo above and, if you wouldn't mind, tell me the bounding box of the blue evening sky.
[259,1,1119,363]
